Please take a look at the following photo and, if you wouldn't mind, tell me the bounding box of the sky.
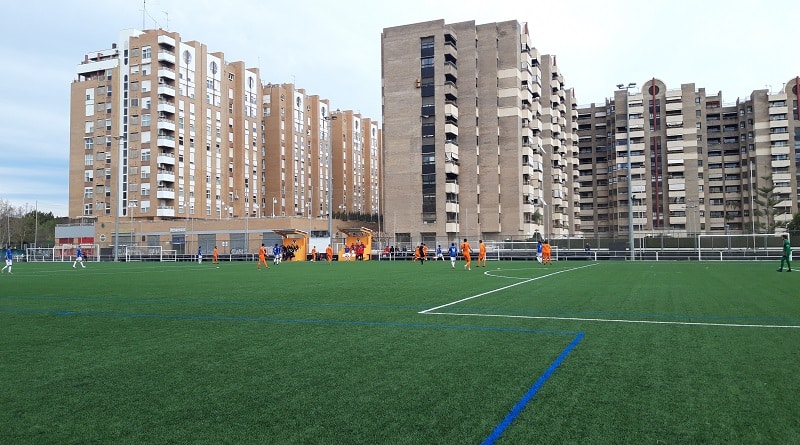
[0,0,797,216]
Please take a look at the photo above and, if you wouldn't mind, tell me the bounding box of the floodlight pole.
[617,83,636,261]
[113,135,126,261]
[324,114,337,250]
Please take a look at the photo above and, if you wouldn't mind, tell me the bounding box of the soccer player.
[478,240,487,267]
[448,243,458,269]
[1,246,12,274]
[542,240,553,265]
[417,244,425,265]
[257,244,270,269]
[197,247,203,264]
[436,245,444,261]
[213,246,219,264]
[311,246,317,262]
[72,247,86,269]
[273,243,282,265]
[777,233,792,272]
[326,245,333,263]
[536,240,543,264]
[460,238,472,270]
[343,245,351,261]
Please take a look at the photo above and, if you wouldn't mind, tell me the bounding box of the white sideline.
[418,263,599,314]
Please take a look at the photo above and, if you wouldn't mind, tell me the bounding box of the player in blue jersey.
[1,246,12,274]
[72,247,86,269]
[536,240,543,264]
[448,243,458,269]
[435,245,444,261]
[273,243,282,265]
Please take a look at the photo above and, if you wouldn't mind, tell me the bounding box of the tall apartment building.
[70,29,263,225]
[577,77,800,237]
[69,29,381,236]
[381,20,578,244]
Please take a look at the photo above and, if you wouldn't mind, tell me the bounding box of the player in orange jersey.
[460,238,472,270]
[257,243,270,269]
[478,240,487,267]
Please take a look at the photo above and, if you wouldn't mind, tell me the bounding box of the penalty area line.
[424,311,800,329]
[418,263,599,315]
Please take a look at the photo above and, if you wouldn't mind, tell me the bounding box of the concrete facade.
[381,20,578,244]
[577,77,800,237]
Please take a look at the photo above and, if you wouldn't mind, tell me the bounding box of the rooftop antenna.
[162,11,169,30]
[142,0,146,29]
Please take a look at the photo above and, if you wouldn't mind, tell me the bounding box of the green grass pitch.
[1,259,799,444]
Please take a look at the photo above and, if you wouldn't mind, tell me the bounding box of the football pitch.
[2,259,799,444]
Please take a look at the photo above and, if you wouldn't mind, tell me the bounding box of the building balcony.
[157,135,175,147]
[156,206,175,217]
[157,100,176,114]
[157,171,176,183]
[445,201,459,213]
[158,84,176,97]
[446,222,459,233]
[156,188,175,199]
[158,34,176,48]
[771,159,791,168]
[157,49,176,64]
[445,161,459,175]
[157,66,176,80]
[157,153,175,165]
[444,141,459,159]
[157,118,175,132]
[445,181,459,194]
[444,102,459,119]
[444,122,458,136]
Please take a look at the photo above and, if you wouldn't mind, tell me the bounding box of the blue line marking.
[481,332,585,445]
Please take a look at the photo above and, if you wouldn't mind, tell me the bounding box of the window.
[141,46,151,59]
[84,170,93,182]
[83,203,93,216]
[84,187,93,199]
[84,154,93,166]
[84,137,93,150]
[421,57,434,68]
[141,114,151,126]
[85,121,94,133]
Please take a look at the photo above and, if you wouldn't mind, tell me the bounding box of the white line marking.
[418,263,599,314]
[424,311,800,329]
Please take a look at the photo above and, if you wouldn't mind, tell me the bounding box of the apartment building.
[381,20,577,244]
[577,77,800,237]
[69,29,381,243]
[70,29,263,226]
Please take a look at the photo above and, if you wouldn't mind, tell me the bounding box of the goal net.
[26,244,100,262]
[697,233,786,261]
[124,245,174,262]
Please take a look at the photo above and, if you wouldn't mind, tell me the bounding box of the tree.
[787,212,800,232]
[752,175,782,234]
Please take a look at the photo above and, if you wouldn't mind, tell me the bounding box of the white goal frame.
[26,244,101,262]
[124,245,175,262]
[697,233,786,260]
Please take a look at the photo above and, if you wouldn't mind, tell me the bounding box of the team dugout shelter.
[273,229,309,261]
[338,227,373,261]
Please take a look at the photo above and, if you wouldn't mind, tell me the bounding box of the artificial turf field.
[1,258,799,444]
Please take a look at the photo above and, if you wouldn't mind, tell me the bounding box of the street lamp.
[617,82,636,260]
[112,135,126,261]
[324,113,338,250]
[272,197,277,218]
[129,201,137,247]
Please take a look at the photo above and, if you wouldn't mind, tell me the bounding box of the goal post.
[697,233,785,261]
[27,244,101,262]
[124,245,166,262]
